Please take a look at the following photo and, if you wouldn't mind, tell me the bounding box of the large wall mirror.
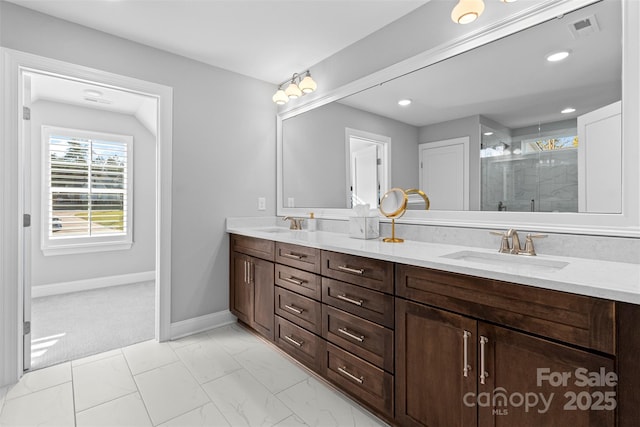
[278,0,640,236]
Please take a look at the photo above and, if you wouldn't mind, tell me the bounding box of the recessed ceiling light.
[483,131,494,136]
[84,89,103,98]
[398,99,412,106]
[546,50,571,62]
[561,107,576,114]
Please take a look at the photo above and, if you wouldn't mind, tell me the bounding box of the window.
[42,126,133,255]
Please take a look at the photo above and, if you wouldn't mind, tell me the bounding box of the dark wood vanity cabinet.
[273,242,325,374]
[229,234,637,427]
[229,235,275,341]
[321,251,395,421]
[395,264,616,427]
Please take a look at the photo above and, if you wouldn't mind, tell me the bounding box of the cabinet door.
[396,299,477,427]
[251,256,275,340]
[478,323,615,427]
[231,252,253,325]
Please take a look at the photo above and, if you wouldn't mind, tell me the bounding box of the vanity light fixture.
[561,107,576,114]
[398,99,412,106]
[298,71,317,94]
[272,70,317,104]
[451,0,515,25]
[483,131,494,136]
[546,50,571,62]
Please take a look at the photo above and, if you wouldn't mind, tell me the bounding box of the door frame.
[344,128,390,208]
[1,48,173,383]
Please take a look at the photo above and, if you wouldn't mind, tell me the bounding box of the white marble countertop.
[226,218,640,305]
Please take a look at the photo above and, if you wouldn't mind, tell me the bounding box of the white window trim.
[41,125,133,255]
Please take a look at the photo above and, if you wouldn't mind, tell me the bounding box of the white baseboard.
[31,271,156,298]
[170,310,237,340]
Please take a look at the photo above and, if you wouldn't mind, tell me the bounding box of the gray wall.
[0,1,277,322]
[30,100,155,286]
[283,101,419,208]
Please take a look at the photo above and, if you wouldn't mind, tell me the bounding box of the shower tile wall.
[481,149,578,212]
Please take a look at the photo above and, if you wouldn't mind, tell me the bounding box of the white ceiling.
[29,72,158,135]
[340,0,621,130]
[7,0,429,84]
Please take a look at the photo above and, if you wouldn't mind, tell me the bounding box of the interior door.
[419,137,469,211]
[351,143,378,207]
[22,72,32,371]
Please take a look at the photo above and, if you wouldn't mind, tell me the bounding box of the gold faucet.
[283,216,304,230]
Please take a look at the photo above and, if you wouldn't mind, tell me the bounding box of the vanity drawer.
[275,316,324,374]
[275,287,322,335]
[326,343,393,418]
[321,251,393,294]
[323,305,394,373]
[396,264,615,354]
[276,242,321,274]
[275,264,321,301]
[231,234,274,261]
[322,278,394,328]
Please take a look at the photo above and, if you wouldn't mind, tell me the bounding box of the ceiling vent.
[568,14,600,39]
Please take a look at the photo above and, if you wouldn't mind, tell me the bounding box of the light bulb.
[451,0,485,24]
[285,81,302,99]
[272,89,288,105]
[299,74,317,94]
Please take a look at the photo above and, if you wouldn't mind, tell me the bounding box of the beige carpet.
[30,282,155,370]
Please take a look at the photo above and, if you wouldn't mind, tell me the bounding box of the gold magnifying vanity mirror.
[379,188,430,243]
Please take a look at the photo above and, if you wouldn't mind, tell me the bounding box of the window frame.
[41,125,134,256]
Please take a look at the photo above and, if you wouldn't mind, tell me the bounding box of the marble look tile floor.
[0,323,389,427]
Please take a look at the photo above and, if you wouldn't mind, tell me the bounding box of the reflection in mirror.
[280,0,622,214]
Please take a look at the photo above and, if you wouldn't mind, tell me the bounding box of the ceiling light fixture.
[451,0,515,25]
[451,0,485,24]
[483,131,494,136]
[398,99,412,106]
[272,70,317,105]
[546,50,571,62]
[561,107,576,114]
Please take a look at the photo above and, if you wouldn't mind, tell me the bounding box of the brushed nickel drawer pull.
[337,366,364,384]
[284,335,304,347]
[282,276,306,286]
[337,265,365,275]
[480,336,489,385]
[282,252,306,260]
[284,304,304,314]
[338,327,365,342]
[463,330,472,378]
[336,294,364,306]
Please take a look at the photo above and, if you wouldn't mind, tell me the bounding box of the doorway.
[24,71,158,370]
[345,128,390,208]
[1,48,173,381]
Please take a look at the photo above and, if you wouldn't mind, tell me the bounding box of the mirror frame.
[277,0,640,237]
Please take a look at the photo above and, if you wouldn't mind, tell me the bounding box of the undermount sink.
[441,250,569,272]
[257,227,306,233]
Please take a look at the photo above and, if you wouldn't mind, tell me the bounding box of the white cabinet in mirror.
[277,0,639,237]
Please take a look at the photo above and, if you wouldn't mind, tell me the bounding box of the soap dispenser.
[308,212,317,232]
